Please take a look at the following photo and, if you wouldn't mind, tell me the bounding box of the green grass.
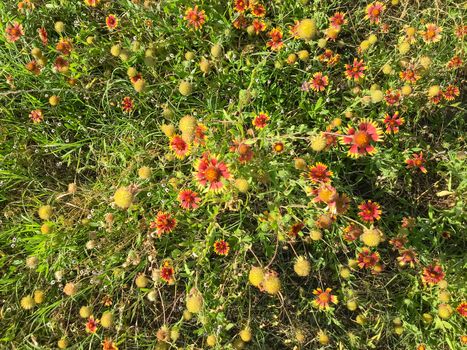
[0,0,466,349]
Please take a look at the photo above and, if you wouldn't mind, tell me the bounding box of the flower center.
[318,293,330,303]
[205,166,221,182]
[371,8,380,16]
[354,131,370,147]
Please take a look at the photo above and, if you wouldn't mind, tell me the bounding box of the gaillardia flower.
[213,239,230,255]
[29,109,43,123]
[310,72,329,92]
[184,6,206,30]
[266,28,284,51]
[341,119,383,158]
[106,15,118,30]
[329,12,346,29]
[178,189,201,209]
[194,153,231,192]
[150,211,177,237]
[420,23,442,44]
[456,302,467,317]
[358,200,382,222]
[406,152,427,173]
[422,264,445,285]
[5,21,24,43]
[160,261,175,283]
[169,135,190,158]
[86,316,99,333]
[121,96,134,113]
[307,162,333,183]
[312,288,338,310]
[365,2,385,24]
[345,58,366,81]
[252,112,270,129]
[357,247,380,269]
[383,111,404,133]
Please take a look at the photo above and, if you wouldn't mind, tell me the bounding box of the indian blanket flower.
[342,224,363,242]
[457,302,467,317]
[252,19,267,34]
[56,38,73,55]
[102,339,118,350]
[26,60,41,75]
[443,85,460,101]
[421,264,445,285]
[420,23,442,44]
[397,248,418,267]
[38,27,48,45]
[310,72,329,92]
[312,288,338,310]
[455,25,467,39]
[273,142,284,153]
[160,261,175,283]
[5,22,24,43]
[232,15,247,29]
[288,222,304,238]
[53,57,69,73]
[84,0,100,5]
[150,211,177,237]
[178,189,201,209]
[252,112,270,129]
[406,152,427,173]
[358,200,382,223]
[345,58,366,80]
[86,316,99,333]
[233,0,249,12]
[214,239,230,255]
[389,235,408,250]
[342,119,383,158]
[312,184,337,206]
[307,162,333,184]
[447,56,463,69]
[365,2,385,24]
[250,3,266,17]
[384,89,401,106]
[121,97,134,113]
[106,14,118,30]
[266,28,284,51]
[333,193,351,215]
[193,124,208,145]
[29,110,43,123]
[169,135,190,158]
[357,247,380,269]
[184,6,206,30]
[194,153,231,192]
[383,111,404,133]
[289,20,300,39]
[399,67,420,84]
[329,12,346,29]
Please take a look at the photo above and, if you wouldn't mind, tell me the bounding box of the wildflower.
[121,97,133,112]
[193,124,208,145]
[312,184,337,206]
[233,0,249,13]
[329,12,346,29]
[169,135,190,158]
[342,224,363,242]
[250,3,266,17]
[289,20,300,39]
[397,248,418,267]
[421,264,445,285]
[365,2,385,24]
[310,72,329,92]
[150,211,177,237]
[102,339,118,350]
[194,153,231,192]
[160,261,175,283]
[342,119,383,158]
[56,38,73,55]
[310,134,327,151]
[178,189,201,209]
[288,222,304,238]
[296,19,317,40]
[406,152,427,173]
[214,239,230,255]
[312,288,338,310]
[383,111,404,133]
[252,19,267,34]
[184,6,206,30]
[5,22,24,43]
[20,296,35,310]
[384,89,401,106]
[357,247,380,269]
[403,26,417,43]
[232,14,247,29]
[307,162,333,183]
[358,200,382,223]
[399,67,420,84]
[186,289,204,313]
[344,58,366,81]
[456,302,467,317]
[84,0,100,5]
[38,27,48,45]
[294,256,311,276]
[447,56,463,69]
[86,316,99,333]
[260,271,281,295]
[334,193,351,215]
[232,141,254,163]
[266,28,284,51]
[114,187,133,209]
[249,266,264,287]
[252,112,270,129]
[106,14,118,30]
[420,23,442,44]
[443,85,460,101]
[272,142,284,153]
[29,109,43,123]
[301,81,311,92]
[454,25,467,39]
[53,57,69,73]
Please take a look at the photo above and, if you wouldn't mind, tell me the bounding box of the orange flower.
[342,119,383,158]
[420,23,442,44]
[345,58,366,80]
[150,211,177,237]
[213,239,230,255]
[106,14,118,30]
[169,135,190,159]
[357,247,380,269]
[421,264,444,285]
[310,72,329,92]
[160,261,175,283]
[329,12,346,29]
[406,152,427,173]
[102,339,118,350]
[252,112,270,129]
[266,28,284,51]
[86,316,99,333]
[365,2,385,24]
[194,153,231,192]
[184,6,206,30]
[56,38,73,55]
[29,110,43,123]
[84,0,100,6]
[312,288,338,310]
[358,200,381,222]
[5,22,24,43]
[307,163,333,184]
[233,0,249,13]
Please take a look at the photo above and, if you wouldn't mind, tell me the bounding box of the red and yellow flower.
[106,14,118,30]
[233,0,249,13]
[310,72,329,92]
[312,288,338,310]
[160,261,175,283]
[399,67,420,84]
[214,239,230,255]
[384,89,401,106]
[169,135,190,158]
[456,302,467,317]
[194,153,231,192]
[329,12,346,29]
[38,27,48,45]
[150,211,177,237]
[29,109,43,123]
[342,224,363,243]
[86,316,99,333]
[443,85,460,101]
[184,6,206,30]
[357,247,380,269]
[266,28,284,51]
[420,23,442,44]
[397,248,418,268]
[252,112,270,129]
[178,189,201,209]
[358,200,381,223]
[383,111,404,133]
[252,19,267,34]
[341,119,383,158]
[406,152,427,173]
[344,58,366,81]
[5,22,24,43]
[250,3,266,17]
[365,2,385,24]
[421,264,444,285]
[102,339,118,350]
[121,97,134,113]
[307,162,333,184]
[84,0,100,6]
